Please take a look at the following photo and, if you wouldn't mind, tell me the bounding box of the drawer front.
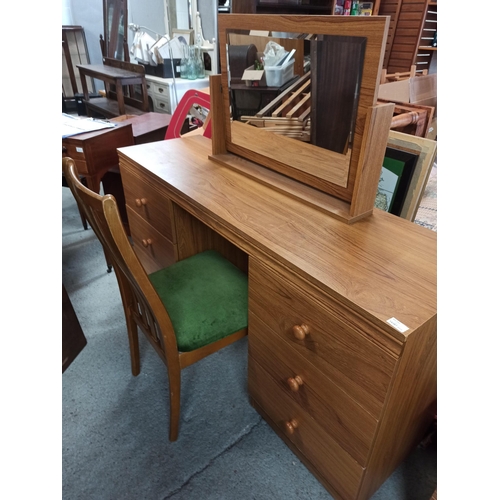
[127,209,177,274]
[150,95,171,114]
[62,144,89,176]
[249,356,364,500]
[121,167,175,242]
[249,258,398,418]
[249,311,377,466]
[151,82,171,100]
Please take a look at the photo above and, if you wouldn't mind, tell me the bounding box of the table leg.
[116,82,126,116]
[140,81,150,112]
[79,69,90,102]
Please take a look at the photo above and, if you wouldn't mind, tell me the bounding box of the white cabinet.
[145,75,210,114]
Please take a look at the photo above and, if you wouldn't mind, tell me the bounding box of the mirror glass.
[227,31,366,157]
[104,0,127,60]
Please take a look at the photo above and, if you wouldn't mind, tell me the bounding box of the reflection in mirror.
[226,31,366,156]
[104,0,127,60]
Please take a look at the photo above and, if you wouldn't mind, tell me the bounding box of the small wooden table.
[110,112,172,144]
[62,123,134,194]
[62,113,172,241]
[77,58,149,118]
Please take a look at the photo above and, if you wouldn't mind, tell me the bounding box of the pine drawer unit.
[117,135,437,499]
[120,160,178,274]
[247,257,432,499]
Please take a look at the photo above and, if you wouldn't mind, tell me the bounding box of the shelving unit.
[414,1,437,74]
[378,0,436,74]
[231,0,380,15]
[232,0,333,14]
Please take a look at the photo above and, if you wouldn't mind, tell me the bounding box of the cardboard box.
[379,73,437,138]
[242,66,266,87]
[378,73,437,116]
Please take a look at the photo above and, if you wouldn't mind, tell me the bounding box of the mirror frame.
[217,14,390,202]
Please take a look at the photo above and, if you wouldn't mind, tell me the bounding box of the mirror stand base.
[209,152,372,224]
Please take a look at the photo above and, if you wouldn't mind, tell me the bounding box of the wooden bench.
[77,57,150,118]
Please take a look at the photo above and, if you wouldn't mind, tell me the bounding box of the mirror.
[228,32,366,158]
[103,0,127,60]
[217,15,389,201]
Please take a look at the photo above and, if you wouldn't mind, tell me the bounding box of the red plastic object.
[164,89,212,140]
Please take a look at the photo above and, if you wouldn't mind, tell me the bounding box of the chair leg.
[103,247,113,273]
[125,315,141,376]
[76,204,88,230]
[168,367,181,442]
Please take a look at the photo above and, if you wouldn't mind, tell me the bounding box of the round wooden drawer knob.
[292,324,310,340]
[141,238,153,247]
[285,418,299,435]
[135,198,147,207]
[287,375,304,392]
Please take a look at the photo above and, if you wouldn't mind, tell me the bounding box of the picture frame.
[172,28,194,46]
[386,131,437,221]
[376,147,419,216]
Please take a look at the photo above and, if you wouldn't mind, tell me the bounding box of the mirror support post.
[210,74,227,156]
[350,102,395,219]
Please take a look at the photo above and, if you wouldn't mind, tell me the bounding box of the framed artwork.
[386,131,437,221]
[172,28,194,46]
[376,147,418,216]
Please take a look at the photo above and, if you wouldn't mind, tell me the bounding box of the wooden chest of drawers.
[248,257,436,500]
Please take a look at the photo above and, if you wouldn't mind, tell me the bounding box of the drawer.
[249,258,398,418]
[249,311,377,466]
[150,95,171,114]
[62,145,89,176]
[249,356,364,500]
[127,209,177,274]
[121,167,175,242]
[151,82,171,100]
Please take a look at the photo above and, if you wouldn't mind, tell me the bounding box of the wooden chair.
[62,157,248,441]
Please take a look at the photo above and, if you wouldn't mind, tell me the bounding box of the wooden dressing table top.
[118,136,436,342]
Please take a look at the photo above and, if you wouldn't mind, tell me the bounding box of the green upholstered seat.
[148,250,248,352]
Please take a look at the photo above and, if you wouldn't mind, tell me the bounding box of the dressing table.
[117,14,436,500]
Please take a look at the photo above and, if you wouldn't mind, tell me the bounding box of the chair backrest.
[62,157,179,360]
[165,89,212,140]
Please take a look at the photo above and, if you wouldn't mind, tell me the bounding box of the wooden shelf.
[84,97,145,119]
[256,4,332,12]
[419,46,437,51]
